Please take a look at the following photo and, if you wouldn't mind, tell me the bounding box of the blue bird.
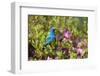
[45,27,56,46]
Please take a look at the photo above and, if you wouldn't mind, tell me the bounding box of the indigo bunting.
[45,27,56,46]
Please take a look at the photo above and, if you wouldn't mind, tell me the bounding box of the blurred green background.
[28,15,88,60]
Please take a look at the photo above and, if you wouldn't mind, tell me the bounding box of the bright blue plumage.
[45,27,56,45]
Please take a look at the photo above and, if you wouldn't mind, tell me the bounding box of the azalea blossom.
[47,56,53,60]
[64,31,72,39]
[76,48,83,55]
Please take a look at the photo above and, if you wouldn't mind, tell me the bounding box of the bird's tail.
[42,43,47,50]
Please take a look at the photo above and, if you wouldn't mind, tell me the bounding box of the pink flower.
[76,48,83,54]
[47,56,52,60]
[64,31,72,39]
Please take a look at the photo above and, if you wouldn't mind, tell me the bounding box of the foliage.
[28,15,88,60]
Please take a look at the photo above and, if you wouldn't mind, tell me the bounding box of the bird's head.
[50,27,55,32]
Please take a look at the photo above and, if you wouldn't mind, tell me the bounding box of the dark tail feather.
[42,42,50,50]
[42,44,47,50]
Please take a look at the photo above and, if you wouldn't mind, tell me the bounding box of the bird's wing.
[45,33,56,44]
[47,35,55,41]
[46,36,51,41]
[45,37,52,44]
